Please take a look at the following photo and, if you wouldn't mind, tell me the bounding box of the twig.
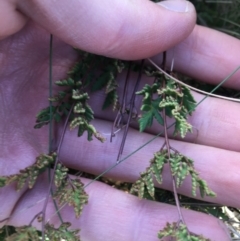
[111,62,132,141]
[41,104,74,240]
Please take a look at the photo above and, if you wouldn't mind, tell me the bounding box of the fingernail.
[158,0,189,13]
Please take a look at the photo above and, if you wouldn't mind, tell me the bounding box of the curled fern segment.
[158,77,196,138]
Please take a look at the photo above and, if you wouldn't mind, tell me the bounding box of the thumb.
[17,0,196,60]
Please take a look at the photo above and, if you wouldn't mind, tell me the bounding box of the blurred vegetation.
[192,0,240,38]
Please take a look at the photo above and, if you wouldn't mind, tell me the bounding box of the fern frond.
[169,153,216,198]
[0,153,56,190]
[130,150,168,199]
[131,150,215,200]
[173,110,193,137]
[158,83,196,138]
[34,51,104,142]
[131,169,155,199]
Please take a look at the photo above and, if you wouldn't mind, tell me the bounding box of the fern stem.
[41,34,64,241]
[116,60,144,162]
[42,105,74,238]
[161,51,186,225]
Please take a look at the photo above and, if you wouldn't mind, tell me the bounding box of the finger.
[59,119,240,209]
[16,0,196,59]
[154,25,240,89]
[8,175,231,240]
[0,0,28,40]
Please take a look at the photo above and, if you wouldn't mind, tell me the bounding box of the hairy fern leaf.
[130,171,151,199]
[131,151,168,199]
[158,79,196,138]
[173,111,193,137]
[190,170,216,198]
[150,151,168,184]
[131,149,215,200]
[53,178,88,218]
[54,163,68,187]
[169,153,216,198]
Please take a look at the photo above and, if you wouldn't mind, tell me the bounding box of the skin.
[0,0,240,240]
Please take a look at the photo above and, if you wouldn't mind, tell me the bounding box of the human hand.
[0,0,240,240]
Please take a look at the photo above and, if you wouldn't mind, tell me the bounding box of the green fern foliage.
[45,222,80,241]
[158,222,210,241]
[0,153,56,190]
[130,169,155,199]
[5,226,39,241]
[131,150,215,199]
[35,50,127,141]
[130,150,168,199]
[53,178,88,218]
[169,153,216,198]
[137,73,196,138]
